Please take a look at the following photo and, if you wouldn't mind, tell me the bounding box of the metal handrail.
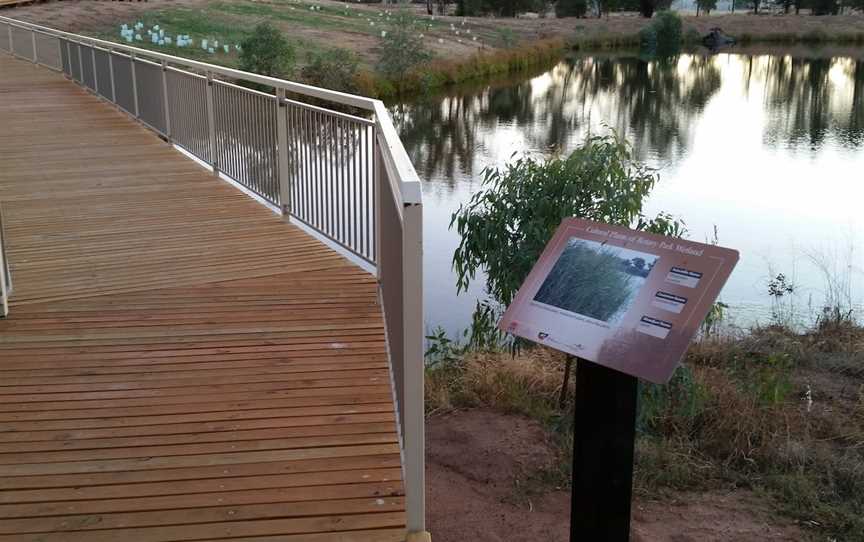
[0,14,426,536]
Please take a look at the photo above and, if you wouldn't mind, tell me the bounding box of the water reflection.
[392,51,864,336]
[759,57,864,149]
[395,53,864,184]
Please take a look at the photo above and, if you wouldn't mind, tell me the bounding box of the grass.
[362,37,566,97]
[63,0,864,97]
[426,317,864,540]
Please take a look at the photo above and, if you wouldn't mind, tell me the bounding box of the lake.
[390,49,864,337]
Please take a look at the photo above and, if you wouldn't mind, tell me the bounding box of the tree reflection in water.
[392,52,864,189]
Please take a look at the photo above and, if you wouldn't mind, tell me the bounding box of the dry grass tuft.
[426,346,569,419]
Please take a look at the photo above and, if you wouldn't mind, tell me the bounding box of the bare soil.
[4,0,209,32]
[427,409,806,542]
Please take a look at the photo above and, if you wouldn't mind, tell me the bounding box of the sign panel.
[499,218,738,383]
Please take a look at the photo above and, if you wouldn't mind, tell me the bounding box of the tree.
[640,11,683,56]
[618,0,673,18]
[772,0,794,13]
[592,0,623,17]
[239,23,295,78]
[300,49,359,94]
[377,13,432,81]
[459,0,540,16]
[811,0,840,14]
[732,0,762,14]
[696,0,717,14]
[556,0,589,17]
[450,132,685,310]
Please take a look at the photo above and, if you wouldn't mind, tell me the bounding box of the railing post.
[275,88,291,216]
[402,193,425,537]
[161,59,171,141]
[6,25,11,56]
[0,209,8,319]
[130,52,139,118]
[108,48,116,103]
[64,39,72,79]
[374,129,382,280]
[205,72,218,175]
[30,29,37,63]
[76,42,82,83]
[91,44,99,95]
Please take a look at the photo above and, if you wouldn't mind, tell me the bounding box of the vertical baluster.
[311,110,320,230]
[298,107,305,222]
[108,49,116,103]
[161,60,171,141]
[205,72,218,174]
[308,109,316,228]
[352,123,359,255]
[252,92,261,197]
[293,106,301,218]
[327,115,335,238]
[371,125,378,263]
[56,36,62,73]
[130,52,139,118]
[65,40,72,78]
[339,118,347,246]
[228,86,237,185]
[239,88,247,187]
[92,46,99,96]
[362,126,369,258]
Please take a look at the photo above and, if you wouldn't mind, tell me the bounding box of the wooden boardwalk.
[0,54,406,541]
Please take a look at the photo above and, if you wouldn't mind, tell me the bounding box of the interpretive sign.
[499,218,739,384]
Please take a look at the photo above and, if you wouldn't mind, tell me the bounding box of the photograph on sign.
[499,218,738,383]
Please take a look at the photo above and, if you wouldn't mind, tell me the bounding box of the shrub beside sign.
[499,217,739,384]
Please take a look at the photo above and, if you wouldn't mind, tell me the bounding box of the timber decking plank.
[0,54,405,539]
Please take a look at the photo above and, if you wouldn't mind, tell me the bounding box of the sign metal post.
[570,357,637,542]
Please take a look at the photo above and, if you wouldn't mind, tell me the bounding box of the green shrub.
[638,365,709,436]
[683,27,702,45]
[300,48,360,94]
[239,23,295,78]
[640,10,682,56]
[377,12,433,82]
[451,132,684,309]
[497,27,518,48]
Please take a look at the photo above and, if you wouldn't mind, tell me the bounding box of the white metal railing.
[0,15,426,537]
[0,205,9,318]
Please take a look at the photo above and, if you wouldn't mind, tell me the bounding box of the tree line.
[453,0,864,17]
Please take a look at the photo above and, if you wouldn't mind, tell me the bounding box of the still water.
[391,51,864,337]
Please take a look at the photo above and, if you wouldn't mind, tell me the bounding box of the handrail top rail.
[0,15,378,111]
[373,101,422,206]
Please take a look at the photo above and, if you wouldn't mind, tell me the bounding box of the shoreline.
[372,16,864,98]
[5,1,863,98]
